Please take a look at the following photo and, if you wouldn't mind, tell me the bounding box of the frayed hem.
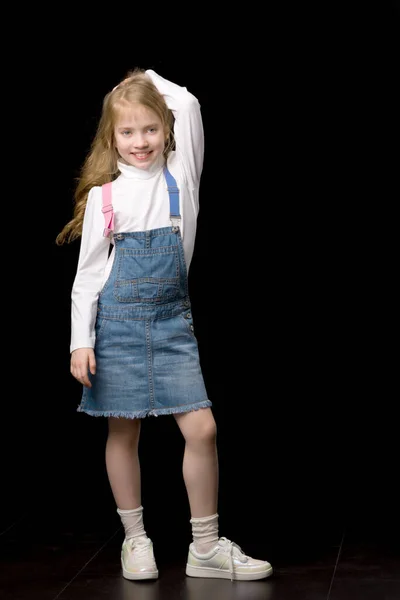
[76,407,149,419]
[149,400,212,417]
[76,400,212,419]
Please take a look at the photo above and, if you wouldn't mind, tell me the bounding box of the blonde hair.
[56,68,175,245]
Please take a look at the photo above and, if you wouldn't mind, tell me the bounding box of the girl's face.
[114,104,166,170]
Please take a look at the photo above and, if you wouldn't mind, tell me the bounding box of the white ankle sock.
[117,505,148,542]
[190,513,219,554]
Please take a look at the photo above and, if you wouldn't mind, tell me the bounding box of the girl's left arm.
[146,70,204,188]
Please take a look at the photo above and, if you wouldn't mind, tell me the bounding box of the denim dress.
[77,167,211,419]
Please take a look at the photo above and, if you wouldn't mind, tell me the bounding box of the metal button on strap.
[186,312,191,319]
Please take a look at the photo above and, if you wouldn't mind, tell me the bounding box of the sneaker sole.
[186,564,273,581]
[122,561,158,580]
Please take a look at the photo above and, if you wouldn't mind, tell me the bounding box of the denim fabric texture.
[78,225,211,419]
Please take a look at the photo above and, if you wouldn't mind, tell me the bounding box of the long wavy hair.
[56,68,175,245]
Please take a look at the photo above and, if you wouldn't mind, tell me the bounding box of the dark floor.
[2,390,399,600]
[1,498,399,600]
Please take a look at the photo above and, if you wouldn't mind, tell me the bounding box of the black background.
[2,2,399,551]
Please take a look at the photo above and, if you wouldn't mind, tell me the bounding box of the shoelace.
[127,537,152,559]
[218,537,248,581]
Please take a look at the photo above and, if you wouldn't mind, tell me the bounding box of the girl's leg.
[177,411,273,580]
[174,408,220,553]
[106,417,147,539]
[106,417,158,580]
[176,411,273,580]
[174,407,218,517]
[106,416,142,509]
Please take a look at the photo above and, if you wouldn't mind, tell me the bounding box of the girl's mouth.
[133,151,152,160]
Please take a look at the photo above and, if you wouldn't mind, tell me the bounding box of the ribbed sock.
[190,513,219,554]
[117,505,148,543]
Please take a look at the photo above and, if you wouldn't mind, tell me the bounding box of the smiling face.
[114,103,167,170]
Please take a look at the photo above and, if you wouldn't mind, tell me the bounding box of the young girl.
[57,68,273,582]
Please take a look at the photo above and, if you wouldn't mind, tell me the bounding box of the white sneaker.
[121,537,159,580]
[186,536,273,581]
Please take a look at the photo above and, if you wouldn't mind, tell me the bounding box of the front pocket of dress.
[113,246,180,303]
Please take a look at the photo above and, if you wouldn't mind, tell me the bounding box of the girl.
[57,68,272,582]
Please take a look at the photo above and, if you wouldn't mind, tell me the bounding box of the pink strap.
[101,182,114,237]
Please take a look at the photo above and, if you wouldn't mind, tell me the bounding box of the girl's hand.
[70,348,96,388]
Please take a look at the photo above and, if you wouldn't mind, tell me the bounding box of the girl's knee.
[200,418,217,443]
[181,410,217,445]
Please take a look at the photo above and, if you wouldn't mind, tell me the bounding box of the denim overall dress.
[78,167,211,418]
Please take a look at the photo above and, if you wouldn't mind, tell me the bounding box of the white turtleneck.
[70,70,204,353]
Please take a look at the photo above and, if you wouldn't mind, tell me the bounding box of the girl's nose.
[133,134,148,148]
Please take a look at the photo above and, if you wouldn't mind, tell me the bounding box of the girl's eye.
[122,131,131,136]
[148,127,157,133]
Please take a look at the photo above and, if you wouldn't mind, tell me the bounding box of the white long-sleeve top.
[70,70,204,353]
